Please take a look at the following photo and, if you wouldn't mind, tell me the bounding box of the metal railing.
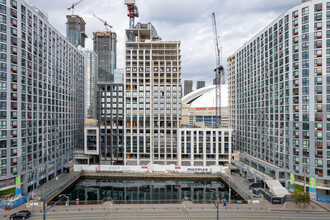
[48,199,184,206]
[34,171,83,202]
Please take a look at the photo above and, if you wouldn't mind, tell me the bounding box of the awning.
[265,179,289,197]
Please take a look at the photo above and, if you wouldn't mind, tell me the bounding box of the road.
[24,210,330,220]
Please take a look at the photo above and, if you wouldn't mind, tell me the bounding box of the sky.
[28,0,300,86]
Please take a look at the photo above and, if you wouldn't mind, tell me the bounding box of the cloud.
[29,0,300,86]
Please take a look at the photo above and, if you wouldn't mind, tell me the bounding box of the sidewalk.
[2,199,329,218]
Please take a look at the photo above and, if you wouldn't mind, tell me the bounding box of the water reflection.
[60,178,243,204]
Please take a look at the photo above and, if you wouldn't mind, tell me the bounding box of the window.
[0,34,5,43]
[315,22,322,30]
[0,5,5,14]
[315,13,322,21]
[302,42,309,50]
[315,31,322,39]
[0,121,5,129]
[0,82,5,90]
[302,78,309,86]
[302,87,309,95]
[302,60,309,68]
[0,24,6,33]
[302,33,309,42]
[0,14,5,23]
[302,15,309,24]
[302,24,309,33]
[315,3,322,12]
[302,51,309,59]
[196,116,203,122]
[292,10,298,18]
[302,6,309,15]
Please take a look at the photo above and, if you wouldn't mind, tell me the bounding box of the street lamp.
[216,194,219,220]
[59,194,70,220]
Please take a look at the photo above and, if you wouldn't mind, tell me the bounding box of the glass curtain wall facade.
[93,32,117,83]
[0,0,84,194]
[231,0,330,190]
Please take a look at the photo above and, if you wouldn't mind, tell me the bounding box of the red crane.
[93,14,113,32]
[68,0,84,15]
[125,0,139,29]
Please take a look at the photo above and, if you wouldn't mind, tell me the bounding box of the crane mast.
[67,0,84,15]
[211,12,224,128]
[124,0,139,42]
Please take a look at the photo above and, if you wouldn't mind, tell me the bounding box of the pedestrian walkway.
[32,171,82,201]
[33,172,69,199]
[229,172,253,194]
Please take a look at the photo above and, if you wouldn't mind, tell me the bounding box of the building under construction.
[66,15,87,47]
[93,32,117,82]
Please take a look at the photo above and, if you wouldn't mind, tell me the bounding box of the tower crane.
[67,0,84,15]
[93,14,113,32]
[211,12,224,128]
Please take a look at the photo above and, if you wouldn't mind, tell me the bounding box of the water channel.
[53,178,244,204]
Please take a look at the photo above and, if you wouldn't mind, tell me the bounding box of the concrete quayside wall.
[74,164,227,174]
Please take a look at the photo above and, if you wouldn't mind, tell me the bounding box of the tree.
[291,184,310,208]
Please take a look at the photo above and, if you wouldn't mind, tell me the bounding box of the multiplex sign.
[126,67,177,72]
[186,168,210,173]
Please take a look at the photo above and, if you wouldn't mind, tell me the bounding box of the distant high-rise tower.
[78,46,98,119]
[196,81,205,90]
[93,32,117,82]
[66,15,87,47]
[184,80,193,96]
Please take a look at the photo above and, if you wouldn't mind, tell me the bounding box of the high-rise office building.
[125,22,181,165]
[78,46,98,119]
[196,81,205,90]
[66,15,87,47]
[93,32,117,82]
[184,80,193,96]
[0,0,84,195]
[229,0,330,195]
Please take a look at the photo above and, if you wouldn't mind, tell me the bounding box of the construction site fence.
[0,194,29,210]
